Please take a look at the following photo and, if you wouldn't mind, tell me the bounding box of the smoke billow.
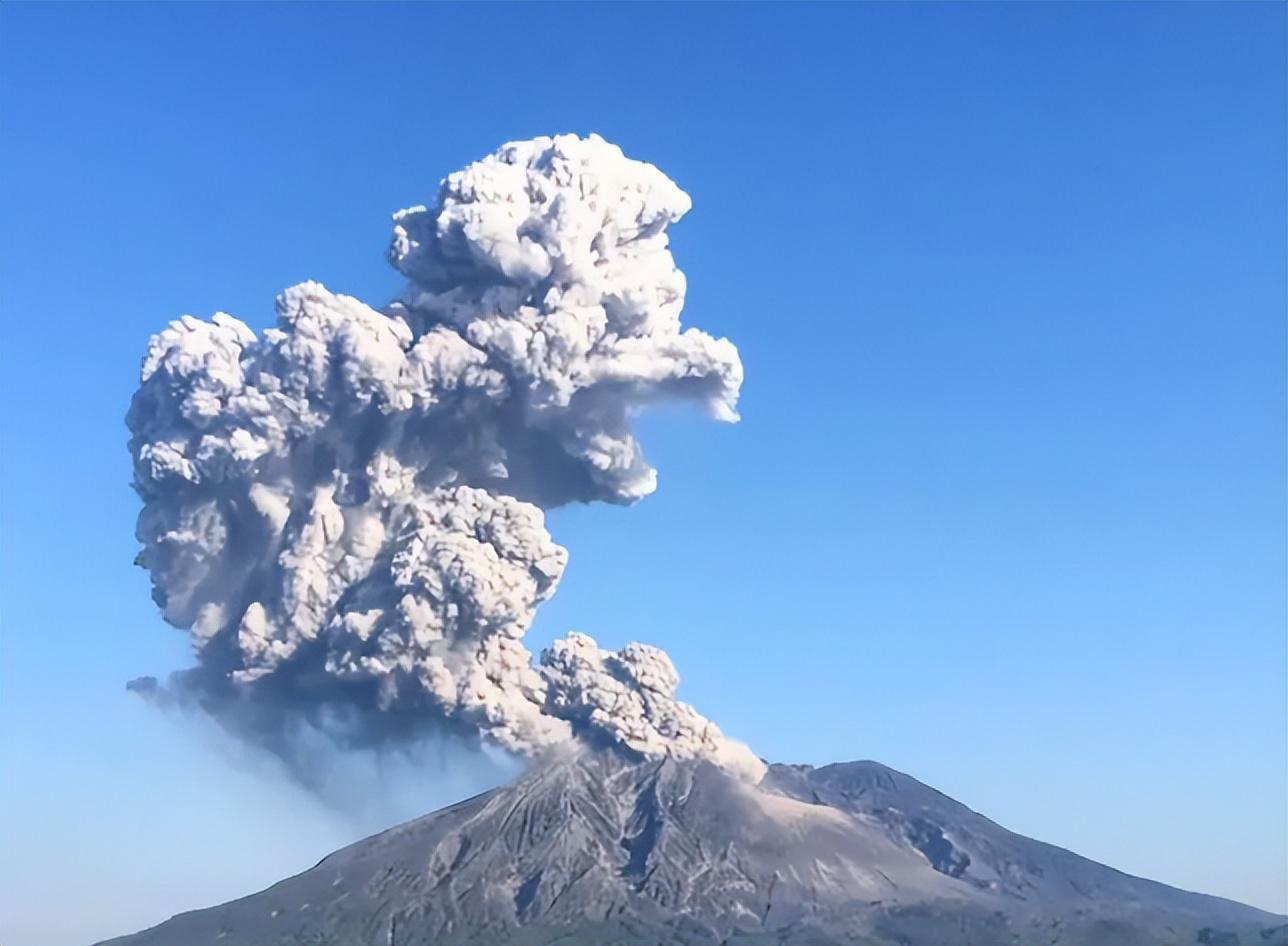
[126,134,762,783]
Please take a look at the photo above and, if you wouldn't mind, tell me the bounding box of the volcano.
[100,749,1285,946]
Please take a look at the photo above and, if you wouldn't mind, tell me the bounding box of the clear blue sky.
[1,3,1284,943]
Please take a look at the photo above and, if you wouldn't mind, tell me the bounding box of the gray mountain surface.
[99,749,1286,946]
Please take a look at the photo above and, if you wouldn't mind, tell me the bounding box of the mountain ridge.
[98,749,1287,946]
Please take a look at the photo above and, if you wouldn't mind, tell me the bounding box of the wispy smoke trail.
[126,134,762,781]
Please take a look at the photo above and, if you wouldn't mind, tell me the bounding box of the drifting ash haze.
[126,134,763,782]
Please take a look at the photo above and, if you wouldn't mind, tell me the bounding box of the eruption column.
[127,134,762,781]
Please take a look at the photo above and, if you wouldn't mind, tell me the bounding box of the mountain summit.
[100,749,1285,946]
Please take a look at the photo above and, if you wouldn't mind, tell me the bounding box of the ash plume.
[126,134,763,782]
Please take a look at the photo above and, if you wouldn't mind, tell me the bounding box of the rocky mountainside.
[100,749,1286,946]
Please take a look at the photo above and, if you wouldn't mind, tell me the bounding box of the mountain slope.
[99,750,1286,946]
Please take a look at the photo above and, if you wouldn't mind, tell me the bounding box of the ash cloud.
[126,134,762,782]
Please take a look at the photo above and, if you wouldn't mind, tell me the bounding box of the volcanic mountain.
[100,749,1285,946]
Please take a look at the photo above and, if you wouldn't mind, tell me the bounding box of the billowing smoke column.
[126,134,763,781]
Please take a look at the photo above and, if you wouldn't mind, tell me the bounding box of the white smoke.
[126,134,762,781]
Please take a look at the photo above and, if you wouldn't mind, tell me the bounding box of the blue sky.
[1,3,1284,943]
